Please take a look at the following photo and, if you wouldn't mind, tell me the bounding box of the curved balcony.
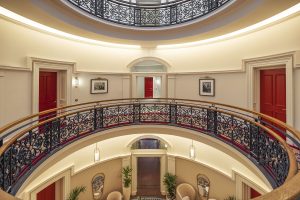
[63,0,232,27]
[0,98,300,199]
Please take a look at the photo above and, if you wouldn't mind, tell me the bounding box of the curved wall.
[0,13,300,72]
[1,11,300,129]
[16,126,272,200]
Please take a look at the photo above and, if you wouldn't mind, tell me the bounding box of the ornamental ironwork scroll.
[64,0,232,27]
[197,174,210,200]
[92,173,105,200]
[0,100,293,195]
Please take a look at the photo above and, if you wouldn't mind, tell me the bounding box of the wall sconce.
[94,143,100,162]
[73,77,80,88]
[189,140,196,159]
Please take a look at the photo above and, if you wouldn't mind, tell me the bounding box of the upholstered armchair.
[176,183,196,200]
[106,191,123,200]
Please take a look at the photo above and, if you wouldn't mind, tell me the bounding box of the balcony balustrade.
[63,0,232,27]
[0,98,299,199]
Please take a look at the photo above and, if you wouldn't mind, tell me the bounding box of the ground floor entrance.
[137,157,161,196]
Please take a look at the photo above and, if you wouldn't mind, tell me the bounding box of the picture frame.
[199,79,215,96]
[90,78,108,94]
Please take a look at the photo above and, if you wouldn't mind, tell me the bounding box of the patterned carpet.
[131,197,165,200]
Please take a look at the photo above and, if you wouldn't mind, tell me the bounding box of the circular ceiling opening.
[62,0,234,28]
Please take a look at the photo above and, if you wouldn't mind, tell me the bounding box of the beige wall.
[0,69,299,134]
[0,70,32,127]
[71,158,122,200]
[72,73,128,104]
[176,158,236,200]
[173,73,247,107]
[0,14,300,73]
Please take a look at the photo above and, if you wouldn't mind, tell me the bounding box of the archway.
[128,57,170,98]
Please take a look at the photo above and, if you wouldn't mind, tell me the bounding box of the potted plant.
[163,172,177,200]
[122,166,133,200]
[67,186,86,200]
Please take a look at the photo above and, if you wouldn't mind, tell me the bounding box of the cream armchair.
[107,191,123,200]
[176,183,196,200]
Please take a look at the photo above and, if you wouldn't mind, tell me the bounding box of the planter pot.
[123,187,131,200]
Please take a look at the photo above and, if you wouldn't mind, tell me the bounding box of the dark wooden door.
[144,77,153,98]
[260,68,286,138]
[137,157,160,196]
[39,72,57,119]
[37,183,55,200]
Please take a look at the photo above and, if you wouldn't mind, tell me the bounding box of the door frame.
[131,73,167,98]
[131,149,167,196]
[245,53,294,127]
[30,57,74,114]
[28,169,70,200]
[257,67,287,120]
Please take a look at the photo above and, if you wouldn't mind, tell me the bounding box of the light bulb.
[94,143,100,162]
[189,140,196,159]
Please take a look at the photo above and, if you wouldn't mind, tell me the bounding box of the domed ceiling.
[0,0,299,46]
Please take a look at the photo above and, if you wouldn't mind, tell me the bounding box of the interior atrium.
[0,0,300,200]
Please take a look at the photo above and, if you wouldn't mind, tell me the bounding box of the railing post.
[93,106,98,131]
[57,118,61,147]
[49,122,53,152]
[231,116,234,143]
[169,101,177,125]
[133,101,140,124]
[99,107,104,129]
[213,109,218,134]
[135,8,141,26]
[29,130,32,168]
[77,112,80,136]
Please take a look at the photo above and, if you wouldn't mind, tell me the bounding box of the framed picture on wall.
[90,78,108,94]
[199,79,215,96]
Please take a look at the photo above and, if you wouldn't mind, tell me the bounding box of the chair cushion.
[182,196,190,200]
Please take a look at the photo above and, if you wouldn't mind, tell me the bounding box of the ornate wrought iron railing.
[0,98,300,199]
[63,0,232,27]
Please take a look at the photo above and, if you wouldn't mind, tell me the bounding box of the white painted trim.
[131,73,167,98]
[126,134,172,148]
[245,52,295,126]
[127,57,171,71]
[29,57,74,114]
[27,169,71,200]
[235,173,267,200]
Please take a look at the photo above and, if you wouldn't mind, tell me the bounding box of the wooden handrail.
[1,98,299,140]
[0,98,299,200]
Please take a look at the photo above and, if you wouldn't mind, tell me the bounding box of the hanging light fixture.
[189,140,196,159]
[94,143,100,162]
[73,77,80,88]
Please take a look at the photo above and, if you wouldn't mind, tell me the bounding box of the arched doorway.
[128,58,169,98]
[130,137,169,196]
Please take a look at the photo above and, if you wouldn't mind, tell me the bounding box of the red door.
[260,68,286,138]
[39,72,57,119]
[250,188,261,199]
[37,183,55,200]
[144,77,153,98]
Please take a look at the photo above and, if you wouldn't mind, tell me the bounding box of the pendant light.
[189,140,196,159]
[94,143,100,162]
